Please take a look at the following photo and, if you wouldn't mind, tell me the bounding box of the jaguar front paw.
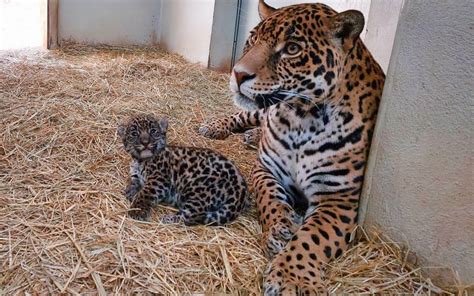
[198,120,231,140]
[128,206,151,222]
[262,223,295,258]
[264,253,326,295]
[243,128,261,147]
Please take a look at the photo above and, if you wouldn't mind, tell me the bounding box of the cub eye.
[130,131,139,138]
[284,42,302,56]
[150,128,158,136]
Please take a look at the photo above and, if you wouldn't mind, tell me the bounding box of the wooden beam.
[40,0,48,48]
[47,0,59,49]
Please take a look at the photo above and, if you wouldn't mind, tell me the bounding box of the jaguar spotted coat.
[199,0,385,293]
[118,114,248,226]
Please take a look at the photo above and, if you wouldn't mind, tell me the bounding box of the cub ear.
[258,0,276,20]
[159,117,169,132]
[330,10,365,40]
[117,124,127,139]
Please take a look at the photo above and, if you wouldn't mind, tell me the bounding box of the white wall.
[159,0,215,66]
[59,0,161,46]
[0,0,46,49]
[360,0,474,286]
[58,0,215,66]
[364,0,403,72]
[56,0,380,69]
[209,0,239,71]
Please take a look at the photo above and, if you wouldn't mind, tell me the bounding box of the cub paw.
[128,207,151,222]
[124,185,139,202]
[198,121,230,140]
[161,214,183,224]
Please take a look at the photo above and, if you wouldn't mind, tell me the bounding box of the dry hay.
[0,45,461,295]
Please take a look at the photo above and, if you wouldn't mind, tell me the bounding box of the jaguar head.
[117,115,168,161]
[231,0,364,110]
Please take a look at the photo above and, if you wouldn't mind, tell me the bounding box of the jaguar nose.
[234,69,256,87]
[140,132,150,144]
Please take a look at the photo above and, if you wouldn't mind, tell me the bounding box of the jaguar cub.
[117,114,248,225]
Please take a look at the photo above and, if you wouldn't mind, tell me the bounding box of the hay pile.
[0,46,456,294]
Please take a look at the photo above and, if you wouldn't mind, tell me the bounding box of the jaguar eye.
[284,42,302,56]
[150,128,157,135]
[130,131,139,138]
[248,34,258,46]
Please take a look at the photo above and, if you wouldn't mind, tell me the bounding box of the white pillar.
[361,0,474,287]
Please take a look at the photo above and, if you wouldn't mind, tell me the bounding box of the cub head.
[117,115,168,160]
[231,0,364,109]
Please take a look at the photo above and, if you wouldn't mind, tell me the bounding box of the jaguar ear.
[258,0,276,20]
[117,124,126,139]
[330,10,365,40]
[159,117,168,132]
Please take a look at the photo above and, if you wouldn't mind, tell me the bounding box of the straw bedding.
[0,46,457,294]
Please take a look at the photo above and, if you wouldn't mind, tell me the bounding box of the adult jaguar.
[199,0,385,293]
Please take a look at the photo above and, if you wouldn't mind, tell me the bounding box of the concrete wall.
[55,0,381,69]
[360,0,474,287]
[159,0,215,66]
[208,0,239,71]
[364,0,403,73]
[58,0,215,66]
[58,0,161,46]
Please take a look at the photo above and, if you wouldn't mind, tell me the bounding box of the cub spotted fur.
[118,114,248,225]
